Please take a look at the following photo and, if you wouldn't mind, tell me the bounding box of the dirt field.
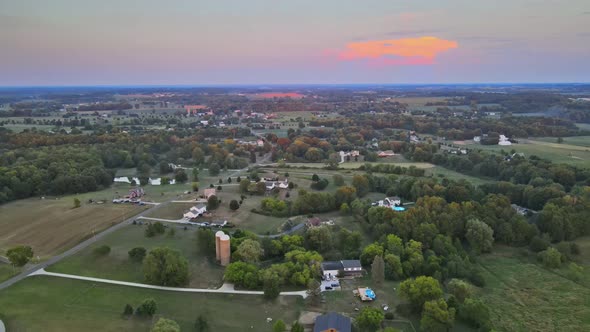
[0,196,147,259]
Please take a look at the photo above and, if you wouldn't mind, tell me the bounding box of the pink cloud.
[331,36,458,66]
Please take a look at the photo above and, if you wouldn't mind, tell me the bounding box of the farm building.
[183,204,207,219]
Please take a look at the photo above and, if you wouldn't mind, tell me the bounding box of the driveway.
[30,269,307,298]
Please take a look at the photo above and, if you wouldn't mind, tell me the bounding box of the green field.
[478,246,590,332]
[467,140,590,168]
[48,224,224,288]
[0,262,18,283]
[0,276,303,332]
[426,166,493,186]
[535,136,590,148]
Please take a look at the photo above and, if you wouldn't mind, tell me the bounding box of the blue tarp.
[366,289,376,299]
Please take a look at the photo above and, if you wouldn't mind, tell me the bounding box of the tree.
[352,174,370,197]
[73,197,81,208]
[128,247,147,262]
[340,203,350,215]
[356,307,384,332]
[196,228,216,256]
[208,163,220,176]
[192,182,199,192]
[447,279,473,303]
[136,298,157,316]
[207,195,220,210]
[333,174,345,186]
[93,245,111,256]
[311,174,320,182]
[307,279,322,305]
[123,304,133,316]
[371,255,385,285]
[263,273,281,299]
[384,254,403,280]
[273,319,286,332]
[399,276,443,312]
[143,247,189,286]
[235,239,264,263]
[465,219,494,254]
[305,226,333,253]
[151,318,180,332]
[6,245,33,267]
[230,199,240,211]
[192,168,199,181]
[174,169,188,183]
[290,321,304,332]
[195,315,209,332]
[458,298,490,329]
[538,247,562,268]
[420,298,455,332]
[360,243,384,266]
[239,179,250,193]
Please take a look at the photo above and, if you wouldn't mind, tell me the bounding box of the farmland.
[0,192,147,259]
[48,224,225,289]
[0,276,303,332]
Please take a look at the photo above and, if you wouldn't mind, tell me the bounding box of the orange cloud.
[336,36,458,65]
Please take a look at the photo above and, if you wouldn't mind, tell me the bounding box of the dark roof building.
[340,260,362,270]
[321,261,342,271]
[313,312,351,332]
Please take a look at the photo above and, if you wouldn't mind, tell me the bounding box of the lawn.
[0,276,303,332]
[478,246,590,332]
[48,224,225,288]
[534,136,590,148]
[0,262,18,283]
[0,193,147,259]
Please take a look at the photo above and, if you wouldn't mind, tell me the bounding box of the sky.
[1,0,589,85]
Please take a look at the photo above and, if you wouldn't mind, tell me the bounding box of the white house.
[114,177,131,184]
[149,178,161,186]
[473,136,481,143]
[183,204,207,219]
[498,135,512,146]
[278,180,289,189]
[321,260,363,278]
[377,196,401,207]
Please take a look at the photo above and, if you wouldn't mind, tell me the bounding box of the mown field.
[478,244,590,332]
[467,140,590,168]
[0,276,303,332]
[0,262,18,283]
[0,192,147,259]
[48,224,224,289]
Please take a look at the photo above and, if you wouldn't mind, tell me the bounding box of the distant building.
[114,177,131,184]
[473,136,481,143]
[306,217,323,228]
[313,312,351,332]
[183,204,207,219]
[375,196,401,207]
[185,104,208,115]
[203,188,216,199]
[321,260,362,278]
[378,150,395,157]
[498,134,512,146]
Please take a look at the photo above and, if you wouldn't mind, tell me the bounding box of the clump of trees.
[143,247,189,286]
[6,245,34,267]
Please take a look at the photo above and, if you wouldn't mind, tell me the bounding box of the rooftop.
[313,312,351,332]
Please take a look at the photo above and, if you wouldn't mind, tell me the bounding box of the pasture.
[0,192,147,259]
[0,276,303,332]
[48,223,224,289]
[478,246,590,332]
[467,139,590,168]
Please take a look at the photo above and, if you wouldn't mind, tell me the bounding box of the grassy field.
[0,276,303,332]
[576,123,590,131]
[426,166,493,186]
[478,246,590,332]
[467,140,590,169]
[0,192,148,259]
[0,262,18,283]
[48,224,224,288]
[283,161,435,169]
[534,136,590,148]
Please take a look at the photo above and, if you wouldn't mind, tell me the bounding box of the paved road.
[0,256,9,264]
[30,268,307,298]
[0,319,4,332]
[0,155,270,292]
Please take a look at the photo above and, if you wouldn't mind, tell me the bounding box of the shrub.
[538,247,562,268]
[136,298,157,316]
[94,245,111,256]
[123,304,133,316]
[128,247,147,262]
[529,235,550,252]
[384,312,395,320]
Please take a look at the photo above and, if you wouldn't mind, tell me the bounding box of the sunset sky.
[1,0,589,85]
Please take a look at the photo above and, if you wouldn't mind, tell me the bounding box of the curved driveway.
[30,268,307,298]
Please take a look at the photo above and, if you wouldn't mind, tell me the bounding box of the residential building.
[183,204,207,219]
[203,188,216,199]
[321,260,363,278]
[313,312,351,332]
